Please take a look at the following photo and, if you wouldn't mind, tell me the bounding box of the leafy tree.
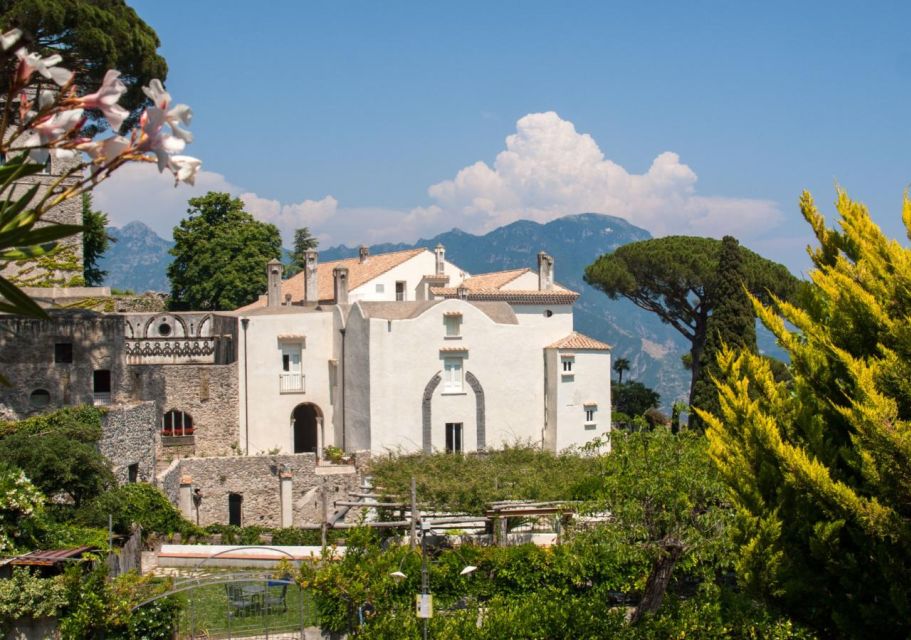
[0,0,168,133]
[701,190,911,637]
[77,483,196,538]
[0,463,45,554]
[594,430,731,624]
[613,357,630,384]
[81,193,114,286]
[690,236,756,428]
[613,381,660,418]
[0,406,113,507]
[287,226,319,276]
[167,192,282,310]
[584,236,798,408]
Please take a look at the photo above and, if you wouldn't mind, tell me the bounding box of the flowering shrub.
[0,27,200,318]
[0,462,44,554]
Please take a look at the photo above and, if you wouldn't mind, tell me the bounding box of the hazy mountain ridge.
[102,213,704,404]
[322,213,692,404]
[101,222,174,293]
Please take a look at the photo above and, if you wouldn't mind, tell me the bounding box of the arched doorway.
[292,403,322,453]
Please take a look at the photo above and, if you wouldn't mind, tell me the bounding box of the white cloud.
[93,111,781,247]
[426,111,781,237]
[92,163,237,237]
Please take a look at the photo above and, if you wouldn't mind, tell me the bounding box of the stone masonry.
[99,401,157,484]
[158,453,367,528]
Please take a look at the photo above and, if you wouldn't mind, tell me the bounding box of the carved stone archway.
[421,371,486,453]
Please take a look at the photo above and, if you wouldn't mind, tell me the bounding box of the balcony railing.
[279,372,305,394]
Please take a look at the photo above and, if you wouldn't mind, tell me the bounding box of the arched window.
[162,409,194,436]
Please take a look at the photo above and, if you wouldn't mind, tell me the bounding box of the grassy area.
[176,578,318,638]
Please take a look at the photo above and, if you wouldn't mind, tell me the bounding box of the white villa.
[235,244,612,456]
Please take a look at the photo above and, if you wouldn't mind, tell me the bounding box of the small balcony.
[279,372,306,394]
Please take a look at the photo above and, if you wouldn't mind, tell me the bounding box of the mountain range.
[101,214,695,404]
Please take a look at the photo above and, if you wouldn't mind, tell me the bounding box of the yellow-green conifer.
[701,190,911,637]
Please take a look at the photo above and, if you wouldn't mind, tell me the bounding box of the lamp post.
[391,520,477,640]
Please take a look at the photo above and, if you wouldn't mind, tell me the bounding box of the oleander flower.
[17,108,84,164]
[138,106,186,171]
[168,155,202,185]
[15,48,72,86]
[79,69,129,131]
[0,28,21,52]
[79,135,132,165]
[142,78,193,142]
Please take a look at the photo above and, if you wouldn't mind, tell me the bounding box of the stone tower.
[0,151,85,288]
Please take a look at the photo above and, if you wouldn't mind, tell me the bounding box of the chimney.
[266,258,283,307]
[537,252,554,291]
[434,243,446,276]
[333,266,349,304]
[304,250,319,303]
[359,245,369,263]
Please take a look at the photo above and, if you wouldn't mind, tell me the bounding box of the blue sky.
[95,1,911,275]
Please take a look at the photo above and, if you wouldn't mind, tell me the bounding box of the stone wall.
[0,311,127,418]
[131,362,240,464]
[99,401,157,484]
[0,154,84,288]
[162,453,367,528]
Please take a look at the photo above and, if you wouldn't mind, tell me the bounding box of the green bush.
[77,483,198,539]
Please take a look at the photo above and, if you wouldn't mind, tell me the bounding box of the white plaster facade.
[234,247,612,455]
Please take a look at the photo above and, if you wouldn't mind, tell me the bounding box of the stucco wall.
[99,401,158,484]
[167,454,364,527]
[553,349,612,450]
[342,307,371,452]
[362,298,573,453]
[236,310,336,455]
[348,252,468,303]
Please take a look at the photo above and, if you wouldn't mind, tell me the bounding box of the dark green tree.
[613,357,630,384]
[690,236,756,428]
[0,0,168,133]
[0,406,113,507]
[613,380,660,418]
[168,192,282,310]
[287,226,319,276]
[81,193,114,286]
[584,236,798,408]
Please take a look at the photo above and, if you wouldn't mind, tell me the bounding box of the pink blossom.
[79,70,129,131]
[17,109,84,164]
[0,29,21,52]
[79,135,131,164]
[15,48,72,86]
[168,155,202,185]
[142,79,193,142]
[137,107,186,171]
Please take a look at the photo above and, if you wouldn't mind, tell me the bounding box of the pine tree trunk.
[630,540,684,624]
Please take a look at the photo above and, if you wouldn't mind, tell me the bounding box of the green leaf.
[0,184,41,232]
[0,224,84,248]
[0,276,47,319]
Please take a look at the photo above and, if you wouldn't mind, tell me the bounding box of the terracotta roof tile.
[242,248,426,308]
[546,331,613,351]
[430,287,579,305]
[460,268,530,290]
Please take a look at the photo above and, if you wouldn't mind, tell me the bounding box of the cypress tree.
[691,235,756,428]
[700,190,911,637]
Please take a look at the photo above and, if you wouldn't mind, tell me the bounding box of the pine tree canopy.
[584,236,799,406]
[0,0,168,133]
[701,190,911,637]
